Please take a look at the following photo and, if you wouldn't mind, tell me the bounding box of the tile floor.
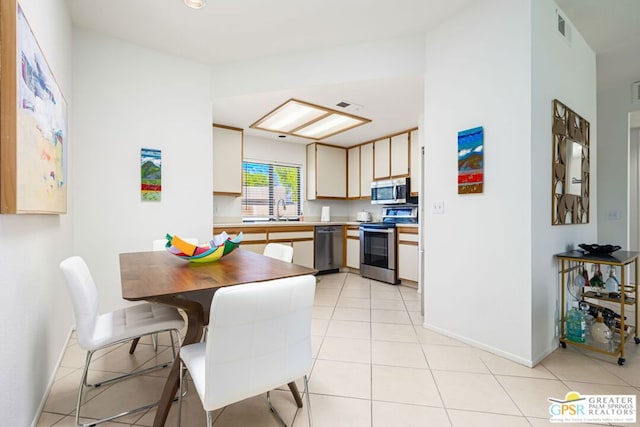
[38,272,640,427]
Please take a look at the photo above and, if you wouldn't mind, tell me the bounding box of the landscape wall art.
[141,148,161,201]
[457,126,484,194]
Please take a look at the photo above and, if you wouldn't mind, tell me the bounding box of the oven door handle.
[360,228,394,234]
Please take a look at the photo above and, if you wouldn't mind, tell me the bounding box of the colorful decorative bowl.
[165,232,243,263]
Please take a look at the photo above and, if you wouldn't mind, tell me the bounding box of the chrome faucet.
[276,199,286,220]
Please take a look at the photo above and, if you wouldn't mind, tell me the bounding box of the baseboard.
[423,321,535,368]
[31,326,74,427]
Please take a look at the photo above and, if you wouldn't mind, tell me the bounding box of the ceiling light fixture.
[184,0,206,9]
[250,99,370,140]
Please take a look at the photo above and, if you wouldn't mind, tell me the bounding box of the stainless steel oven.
[359,223,397,284]
[359,205,418,284]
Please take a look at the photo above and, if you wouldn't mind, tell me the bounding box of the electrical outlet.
[432,200,444,214]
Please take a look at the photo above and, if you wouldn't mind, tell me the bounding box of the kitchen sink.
[242,218,300,223]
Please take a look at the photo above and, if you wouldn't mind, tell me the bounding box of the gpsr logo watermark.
[548,391,636,423]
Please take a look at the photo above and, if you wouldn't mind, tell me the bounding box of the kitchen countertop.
[213,221,418,228]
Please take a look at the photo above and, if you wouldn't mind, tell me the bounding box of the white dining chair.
[263,242,294,263]
[59,256,185,427]
[178,274,316,427]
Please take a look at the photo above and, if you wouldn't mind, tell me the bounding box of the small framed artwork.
[141,148,161,201]
[458,126,484,194]
[0,0,68,213]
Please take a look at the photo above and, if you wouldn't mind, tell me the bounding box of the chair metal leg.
[74,328,182,426]
[177,359,184,427]
[266,376,312,427]
[267,390,288,427]
[85,329,180,388]
[304,375,312,427]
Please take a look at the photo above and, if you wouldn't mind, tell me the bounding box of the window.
[242,161,301,221]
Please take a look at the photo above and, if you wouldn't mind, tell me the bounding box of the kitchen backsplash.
[213,195,385,223]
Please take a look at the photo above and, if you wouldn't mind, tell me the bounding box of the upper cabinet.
[409,129,420,196]
[372,130,413,181]
[212,124,243,195]
[360,142,374,198]
[347,146,360,199]
[373,138,390,179]
[307,143,346,200]
[390,133,409,177]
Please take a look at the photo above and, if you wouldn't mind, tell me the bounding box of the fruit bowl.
[165,232,243,263]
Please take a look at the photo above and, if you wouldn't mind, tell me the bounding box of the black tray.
[578,244,621,254]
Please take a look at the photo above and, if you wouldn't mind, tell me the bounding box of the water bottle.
[566,307,586,343]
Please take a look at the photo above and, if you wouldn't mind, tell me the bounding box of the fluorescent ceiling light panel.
[257,101,327,132]
[250,99,370,140]
[296,115,364,139]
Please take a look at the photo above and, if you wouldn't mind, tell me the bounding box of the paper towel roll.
[320,206,331,222]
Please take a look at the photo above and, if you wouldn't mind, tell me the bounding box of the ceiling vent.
[336,100,364,113]
[632,81,640,105]
[556,10,572,44]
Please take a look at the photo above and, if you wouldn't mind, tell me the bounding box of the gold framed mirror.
[552,99,590,225]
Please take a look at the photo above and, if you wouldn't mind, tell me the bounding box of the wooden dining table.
[119,248,317,427]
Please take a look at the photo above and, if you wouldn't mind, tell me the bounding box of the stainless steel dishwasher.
[314,225,343,273]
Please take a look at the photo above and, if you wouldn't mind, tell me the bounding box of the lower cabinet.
[219,225,315,269]
[345,225,360,269]
[292,239,314,269]
[397,227,418,283]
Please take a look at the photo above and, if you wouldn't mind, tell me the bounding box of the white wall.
[72,30,213,312]
[0,1,74,426]
[210,35,426,98]
[630,127,639,250]
[530,0,597,363]
[597,47,640,248]
[423,0,534,364]
[423,0,597,366]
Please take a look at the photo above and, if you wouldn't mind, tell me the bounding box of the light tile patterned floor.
[37,272,640,426]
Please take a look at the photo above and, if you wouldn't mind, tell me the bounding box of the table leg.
[152,298,204,427]
[288,382,304,408]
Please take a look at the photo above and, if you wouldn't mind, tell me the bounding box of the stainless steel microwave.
[371,178,408,205]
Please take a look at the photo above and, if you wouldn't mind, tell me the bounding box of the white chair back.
[203,274,315,410]
[263,243,294,263]
[59,256,99,350]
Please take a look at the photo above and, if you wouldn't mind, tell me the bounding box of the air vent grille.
[556,10,572,43]
[633,81,640,105]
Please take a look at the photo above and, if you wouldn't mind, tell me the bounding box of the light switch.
[432,200,444,214]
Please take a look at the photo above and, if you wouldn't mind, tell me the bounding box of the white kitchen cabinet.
[307,143,346,199]
[373,138,391,179]
[397,227,419,283]
[292,240,315,269]
[223,225,315,268]
[345,225,360,269]
[360,143,373,198]
[390,133,409,177]
[347,146,360,199]
[409,129,420,196]
[212,125,243,195]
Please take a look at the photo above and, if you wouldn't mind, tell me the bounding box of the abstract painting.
[1,2,68,213]
[457,126,484,194]
[141,148,161,201]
